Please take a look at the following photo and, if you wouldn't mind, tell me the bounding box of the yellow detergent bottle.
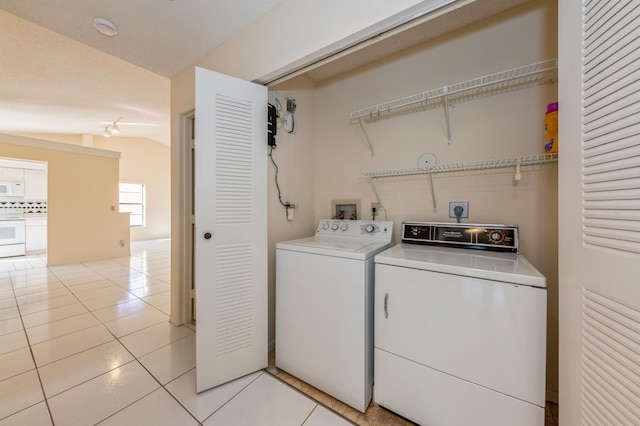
[544,102,558,153]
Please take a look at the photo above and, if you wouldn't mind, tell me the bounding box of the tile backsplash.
[0,201,47,215]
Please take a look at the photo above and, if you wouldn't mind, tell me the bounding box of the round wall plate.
[417,153,437,169]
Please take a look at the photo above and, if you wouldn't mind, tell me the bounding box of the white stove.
[373,221,547,426]
[0,207,25,257]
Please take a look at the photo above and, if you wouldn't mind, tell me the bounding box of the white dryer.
[374,222,547,426]
[276,219,394,412]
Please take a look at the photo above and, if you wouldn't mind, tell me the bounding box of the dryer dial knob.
[365,224,375,233]
[488,230,505,243]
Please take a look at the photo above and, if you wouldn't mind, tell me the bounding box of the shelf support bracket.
[514,158,522,181]
[443,88,452,146]
[428,172,437,213]
[359,117,375,156]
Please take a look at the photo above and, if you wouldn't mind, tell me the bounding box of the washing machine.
[276,219,394,412]
[374,221,547,426]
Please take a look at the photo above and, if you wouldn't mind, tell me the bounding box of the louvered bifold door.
[194,67,268,393]
[579,0,640,424]
[582,0,640,254]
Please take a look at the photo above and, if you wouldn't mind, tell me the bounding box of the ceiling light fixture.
[103,117,123,137]
[92,17,118,37]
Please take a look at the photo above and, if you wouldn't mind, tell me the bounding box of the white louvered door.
[194,67,268,392]
[559,1,640,424]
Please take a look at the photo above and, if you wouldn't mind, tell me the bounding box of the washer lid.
[292,236,378,251]
[277,236,394,260]
[375,244,546,288]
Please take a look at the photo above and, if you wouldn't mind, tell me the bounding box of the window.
[119,182,145,227]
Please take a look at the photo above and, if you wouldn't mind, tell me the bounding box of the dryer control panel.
[317,219,393,241]
[402,221,518,253]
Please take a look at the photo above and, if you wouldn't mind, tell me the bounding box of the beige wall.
[19,133,171,242]
[266,76,318,347]
[0,133,130,265]
[92,137,170,241]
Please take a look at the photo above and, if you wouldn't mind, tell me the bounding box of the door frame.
[171,109,195,328]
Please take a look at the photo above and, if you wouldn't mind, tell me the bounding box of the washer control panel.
[317,219,393,240]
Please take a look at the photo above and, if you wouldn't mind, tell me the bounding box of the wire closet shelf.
[363,153,558,214]
[350,59,558,121]
[363,153,558,178]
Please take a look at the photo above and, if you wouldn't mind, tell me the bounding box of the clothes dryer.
[374,221,547,426]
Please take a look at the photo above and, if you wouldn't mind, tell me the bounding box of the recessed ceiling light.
[92,17,118,37]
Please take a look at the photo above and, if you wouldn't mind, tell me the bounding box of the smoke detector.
[92,17,118,37]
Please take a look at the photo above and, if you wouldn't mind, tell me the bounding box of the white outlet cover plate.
[283,114,295,133]
[449,202,469,218]
[418,153,438,169]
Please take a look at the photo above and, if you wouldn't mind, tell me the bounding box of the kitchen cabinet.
[26,218,46,252]
[0,167,24,181]
[24,169,47,200]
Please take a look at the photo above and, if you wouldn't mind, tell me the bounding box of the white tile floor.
[0,240,352,426]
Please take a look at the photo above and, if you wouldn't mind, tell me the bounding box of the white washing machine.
[374,222,547,426]
[276,219,394,412]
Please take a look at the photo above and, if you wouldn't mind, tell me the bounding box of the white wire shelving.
[351,59,558,154]
[364,153,558,213]
[364,153,558,178]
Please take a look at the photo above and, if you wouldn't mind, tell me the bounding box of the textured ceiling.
[0,0,285,78]
[0,10,171,144]
[0,0,284,145]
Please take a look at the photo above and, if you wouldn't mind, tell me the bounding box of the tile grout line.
[264,370,358,426]
[6,267,56,425]
[0,251,176,424]
[53,254,201,425]
[199,370,267,425]
[43,263,175,424]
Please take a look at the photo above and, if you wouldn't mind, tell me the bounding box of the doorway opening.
[0,157,48,265]
[174,110,196,328]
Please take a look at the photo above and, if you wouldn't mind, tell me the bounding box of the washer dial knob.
[340,223,349,231]
[331,223,339,231]
[322,222,329,230]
